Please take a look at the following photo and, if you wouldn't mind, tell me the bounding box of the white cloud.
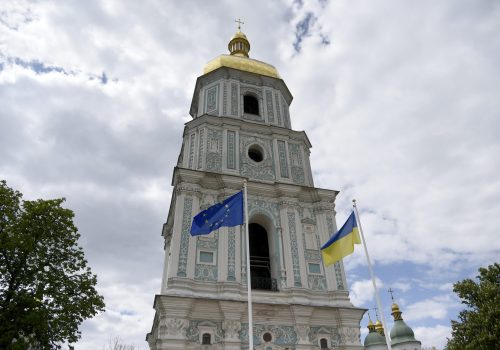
[349,278,383,307]
[414,324,451,350]
[404,294,459,322]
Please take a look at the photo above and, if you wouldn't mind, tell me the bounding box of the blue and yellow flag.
[321,212,361,266]
[190,191,244,236]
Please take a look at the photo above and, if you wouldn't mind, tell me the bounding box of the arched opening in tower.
[243,95,259,115]
[249,223,276,291]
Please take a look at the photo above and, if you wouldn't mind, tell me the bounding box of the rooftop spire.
[228,18,250,57]
[234,18,244,30]
[389,288,403,321]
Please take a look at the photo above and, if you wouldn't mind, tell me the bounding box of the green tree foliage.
[0,180,105,349]
[446,263,500,350]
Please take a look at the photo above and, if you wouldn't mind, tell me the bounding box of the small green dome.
[364,331,387,346]
[390,319,417,345]
[389,303,419,345]
[365,320,386,347]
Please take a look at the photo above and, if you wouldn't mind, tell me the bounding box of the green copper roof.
[364,330,387,347]
[390,319,418,345]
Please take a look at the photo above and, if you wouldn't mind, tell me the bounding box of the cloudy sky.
[1,0,499,349]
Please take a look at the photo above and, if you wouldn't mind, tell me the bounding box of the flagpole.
[352,199,392,350]
[243,180,253,349]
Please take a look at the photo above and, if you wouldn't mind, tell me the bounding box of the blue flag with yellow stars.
[190,191,244,236]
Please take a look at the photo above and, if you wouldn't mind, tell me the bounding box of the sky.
[1,0,499,349]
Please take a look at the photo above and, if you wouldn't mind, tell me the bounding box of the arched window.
[244,95,259,115]
[249,223,273,290]
[320,338,328,349]
[202,333,211,345]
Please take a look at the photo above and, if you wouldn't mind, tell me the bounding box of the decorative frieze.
[160,318,189,339]
[186,320,224,344]
[223,320,241,340]
[197,237,218,250]
[248,198,280,224]
[295,324,309,343]
[240,323,297,346]
[309,326,342,347]
[340,327,361,345]
[304,249,321,262]
[308,275,327,291]
[194,264,217,281]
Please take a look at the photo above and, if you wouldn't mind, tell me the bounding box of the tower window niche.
[202,333,211,345]
[244,94,259,115]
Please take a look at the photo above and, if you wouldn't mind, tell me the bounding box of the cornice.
[184,114,312,148]
[171,167,338,203]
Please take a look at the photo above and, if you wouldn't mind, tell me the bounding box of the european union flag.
[190,191,244,236]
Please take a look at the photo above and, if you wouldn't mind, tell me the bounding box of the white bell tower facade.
[147,27,365,350]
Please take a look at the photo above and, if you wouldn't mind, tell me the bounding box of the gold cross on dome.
[388,288,395,302]
[234,18,244,30]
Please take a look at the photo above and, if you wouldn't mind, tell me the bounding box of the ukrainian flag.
[321,212,361,266]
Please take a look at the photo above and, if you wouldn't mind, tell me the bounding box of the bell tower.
[147,26,365,350]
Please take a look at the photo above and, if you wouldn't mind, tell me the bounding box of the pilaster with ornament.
[276,227,287,288]
[326,215,346,290]
[227,226,236,281]
[313,204,337,291]
[280,200,305,288]
[206,128,222,173]
[173,184,202,279]
[176,195,193,278]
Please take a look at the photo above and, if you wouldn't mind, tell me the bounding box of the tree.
[0,180,105,349]
[103,336,136,350]
[446,263,500,350]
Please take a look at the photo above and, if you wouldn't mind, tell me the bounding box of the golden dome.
[231,31,248,41]
[203,26,281,79]
[203,54,280,79]
[391,303,403,321]
[375,320,385,335]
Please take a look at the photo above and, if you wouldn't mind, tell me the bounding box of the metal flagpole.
[352,199,392,350]
[243,180,253,349]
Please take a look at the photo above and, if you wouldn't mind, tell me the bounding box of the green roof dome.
[364,331,387,346]
[389,303,420,345]
[390,319,417,344]
[364,320,387,347]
